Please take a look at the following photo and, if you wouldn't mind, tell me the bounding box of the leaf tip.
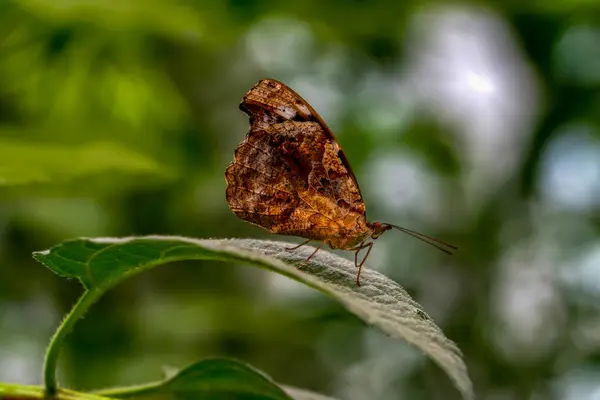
[32,250,50,259]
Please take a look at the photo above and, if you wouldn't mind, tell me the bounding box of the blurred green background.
[1,0,600,399]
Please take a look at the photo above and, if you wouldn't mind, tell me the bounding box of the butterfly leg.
[348,242,374,286]
[296,240,326,270]
[286,238,312,252]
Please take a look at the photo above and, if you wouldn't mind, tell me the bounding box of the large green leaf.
[0,139,170,190]
[33,236,474,400]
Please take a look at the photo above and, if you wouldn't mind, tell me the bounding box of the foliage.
[1,0,599,400]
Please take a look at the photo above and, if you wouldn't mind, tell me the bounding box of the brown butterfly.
[225,79,456,285]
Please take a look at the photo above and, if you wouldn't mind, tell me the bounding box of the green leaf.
[95,359,337,400]
[96,358,294,400]
[33,236,474,400]
[0,139,171,190]
[166,358,292,400]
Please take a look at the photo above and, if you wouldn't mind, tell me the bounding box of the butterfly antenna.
[387,224,457,255]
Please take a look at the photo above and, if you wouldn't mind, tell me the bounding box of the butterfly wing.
[225,123,338,240]
[225,79,368,242]
[240,79,364,199]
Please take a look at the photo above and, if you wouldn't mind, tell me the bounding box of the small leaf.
[33,236,474,400]
[95,358,294,400]
[165,358,293,400]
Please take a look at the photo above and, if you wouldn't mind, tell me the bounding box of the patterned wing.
[225,124,340,240]
[239,79,364,199]
[225,79,367,241]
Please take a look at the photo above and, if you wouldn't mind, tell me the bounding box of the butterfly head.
[368,222,393,240]
[367,221,458,255]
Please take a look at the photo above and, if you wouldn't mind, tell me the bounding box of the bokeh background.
[1,1,600,399]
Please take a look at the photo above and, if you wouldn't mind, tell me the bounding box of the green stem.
[44,289,104,396]
[0,382,114,400]
[92,381,163,398]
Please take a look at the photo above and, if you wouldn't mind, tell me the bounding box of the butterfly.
[225,79,456,285]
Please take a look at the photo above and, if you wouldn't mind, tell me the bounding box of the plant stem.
[0,382,114,400]
[43,289,104,396]
[92,381,163,398]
